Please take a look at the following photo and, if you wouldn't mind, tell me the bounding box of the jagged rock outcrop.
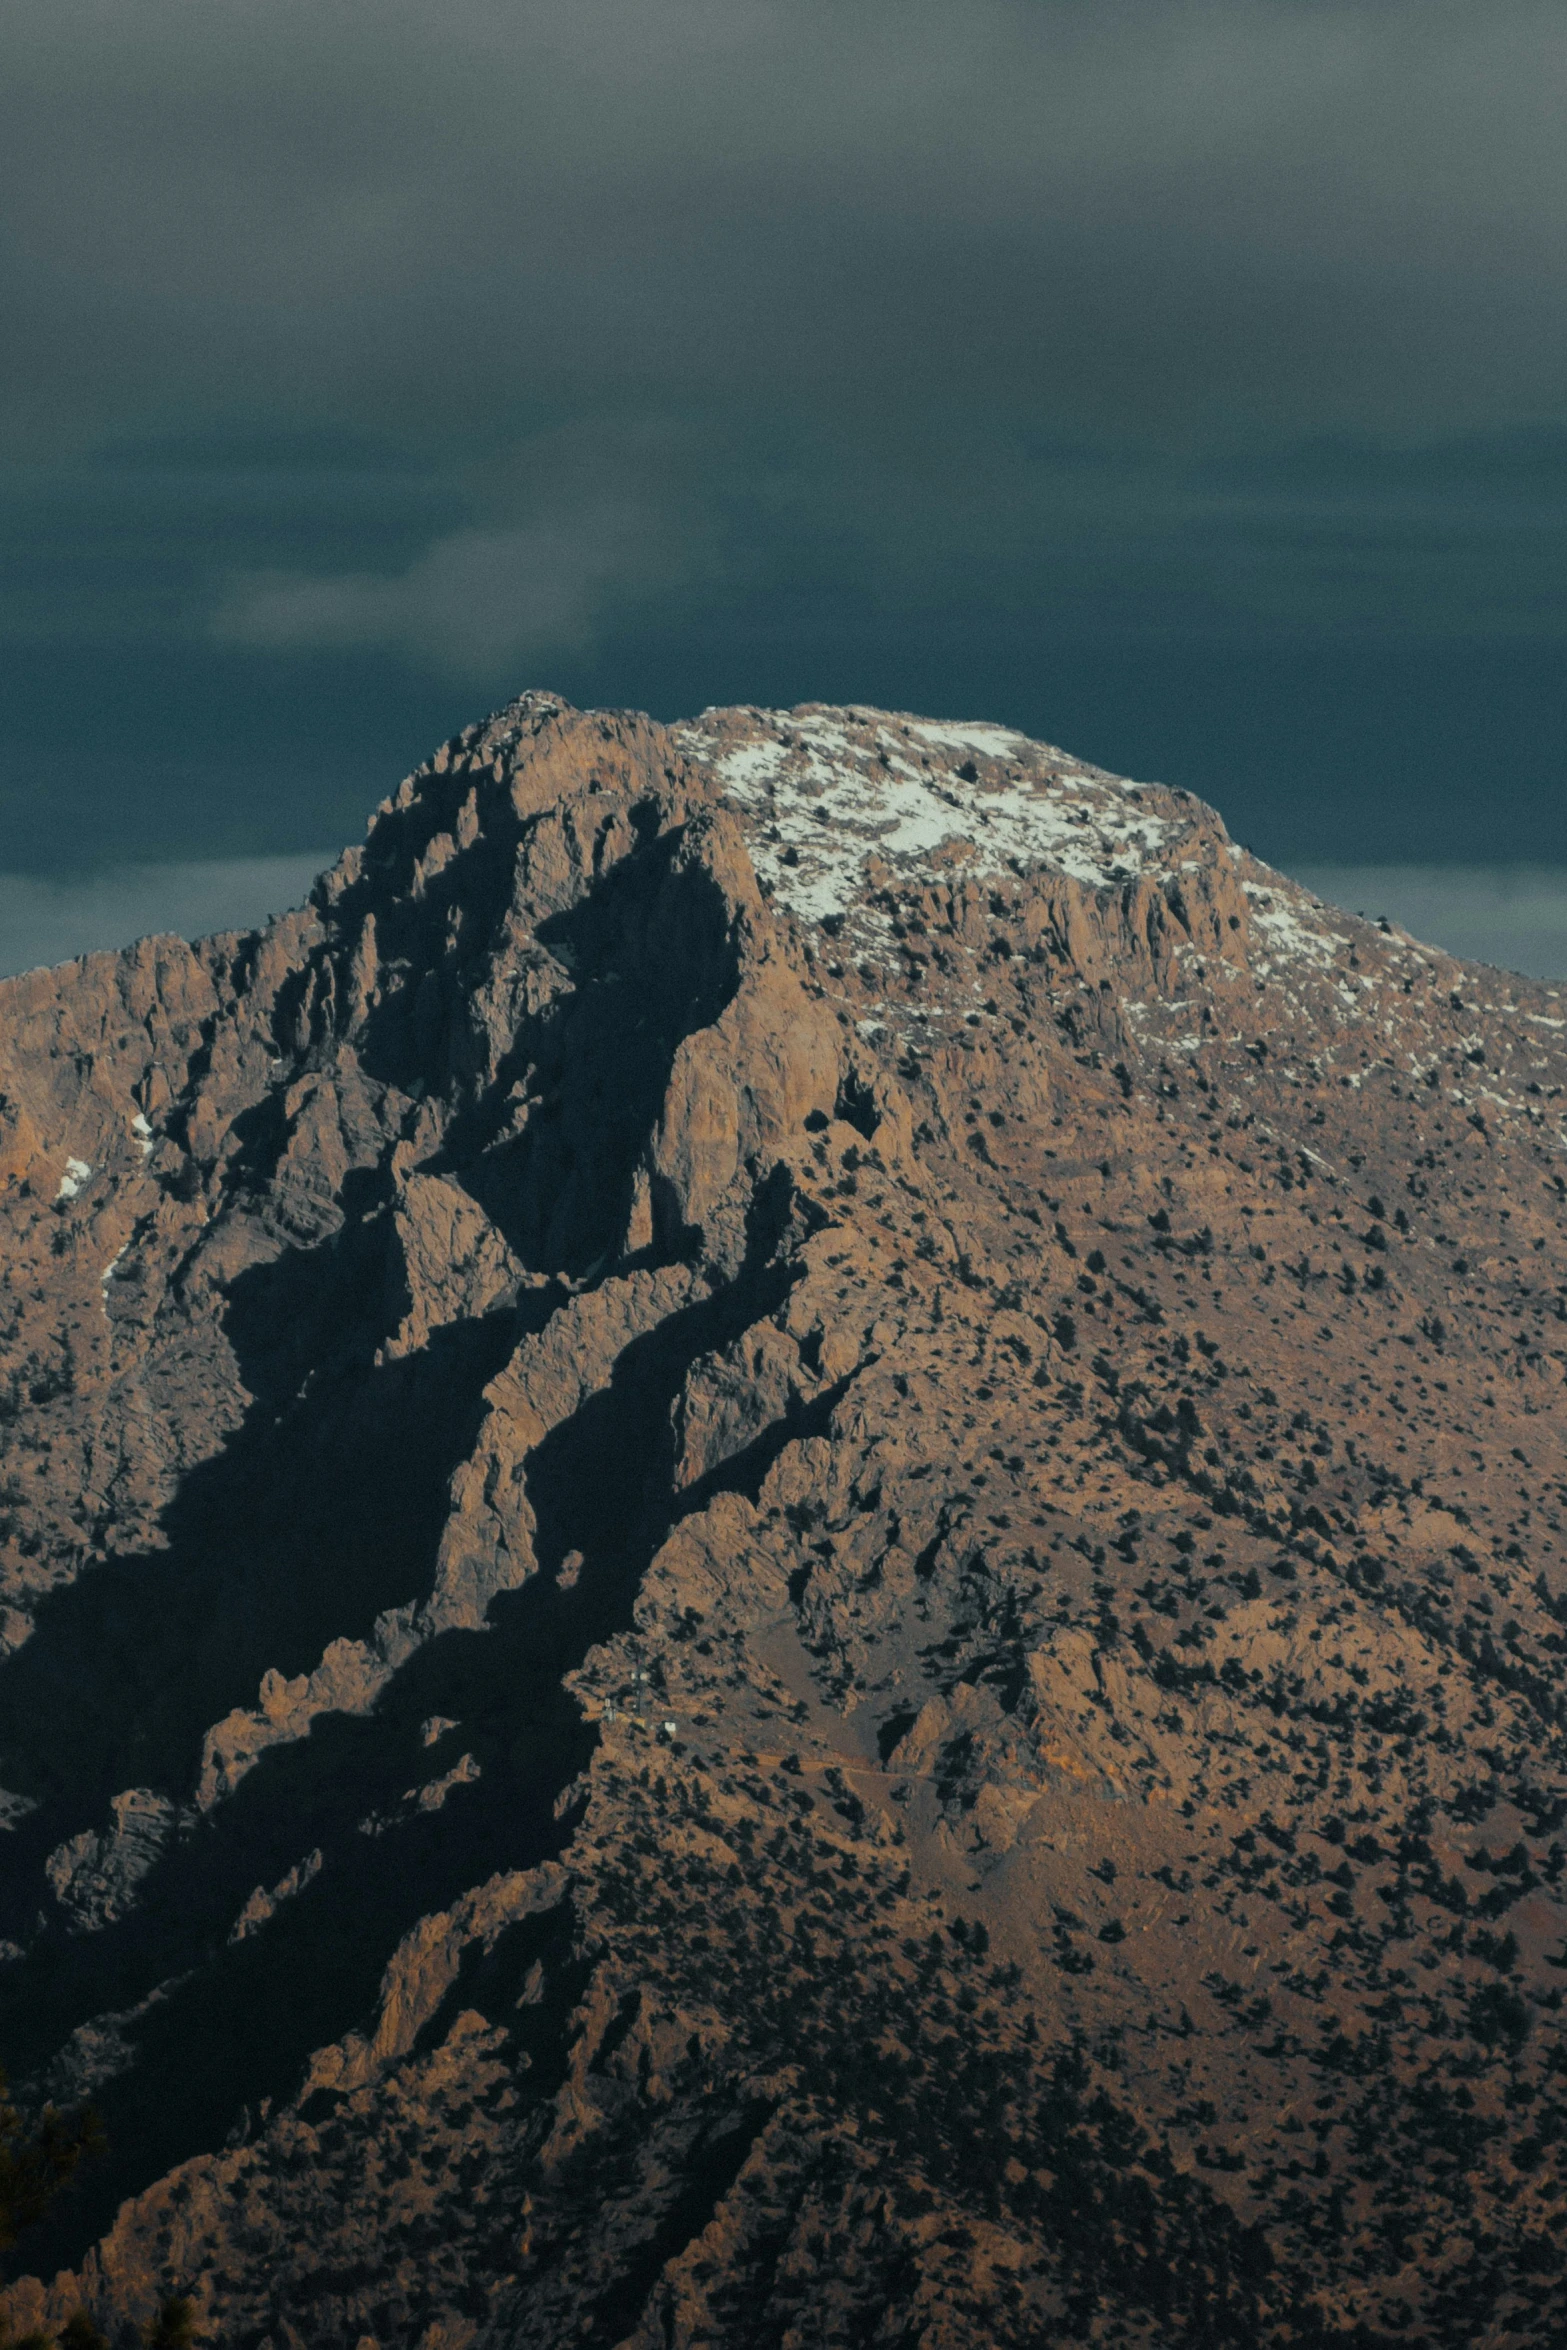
[4,695,1567,2344]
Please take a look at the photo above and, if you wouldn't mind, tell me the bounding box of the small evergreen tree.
[143,2300,194,2350]
[0,2068,105,2257]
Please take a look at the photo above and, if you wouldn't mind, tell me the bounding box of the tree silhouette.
[0,2067,105,2261]
[142,2302,195,2350]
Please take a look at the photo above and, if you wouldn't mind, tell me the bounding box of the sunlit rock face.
[4,692,1567,2346]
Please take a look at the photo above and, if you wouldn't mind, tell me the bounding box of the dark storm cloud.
[2,0,1566,893]
[7,0,1567,451]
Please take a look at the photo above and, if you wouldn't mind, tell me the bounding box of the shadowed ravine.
[8,1170,811,2272]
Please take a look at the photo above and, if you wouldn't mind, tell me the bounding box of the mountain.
[3,694,1567,2346]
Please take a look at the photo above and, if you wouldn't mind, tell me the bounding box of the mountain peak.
[3,696,1567,2346]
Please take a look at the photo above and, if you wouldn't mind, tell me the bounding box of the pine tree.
[142,2301,195,2350]
[0,2068,105,2258]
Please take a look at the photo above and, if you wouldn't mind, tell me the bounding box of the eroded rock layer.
[4,696,1567,2345]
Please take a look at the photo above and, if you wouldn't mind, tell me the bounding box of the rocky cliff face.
[4,695,1567,2345]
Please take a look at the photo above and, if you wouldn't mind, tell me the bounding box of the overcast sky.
[3,0,1565,908]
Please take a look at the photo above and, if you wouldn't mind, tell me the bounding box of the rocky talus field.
[5,697,1567,2346]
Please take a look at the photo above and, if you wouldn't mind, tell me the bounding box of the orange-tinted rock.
[4,694,1567,2345]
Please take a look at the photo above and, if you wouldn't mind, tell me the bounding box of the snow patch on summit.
[904,719,1029,761]
[1242,877,1341,972]
[675,704,1179,933]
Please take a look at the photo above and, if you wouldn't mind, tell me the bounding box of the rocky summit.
[4,695,1567,2346]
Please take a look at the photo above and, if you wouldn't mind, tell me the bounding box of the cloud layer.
[0,856,332,980]
[9,1,1567,451]
[2,2,1565,874]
